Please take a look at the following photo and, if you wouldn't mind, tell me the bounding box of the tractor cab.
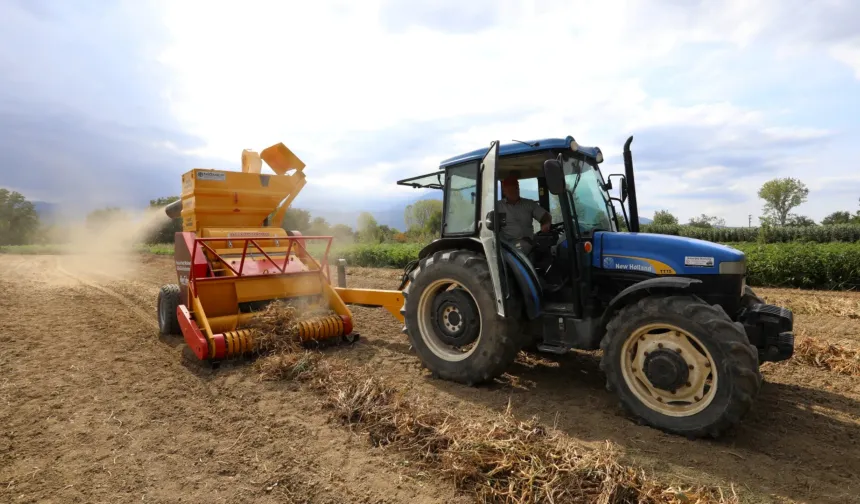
[397,136,627,309]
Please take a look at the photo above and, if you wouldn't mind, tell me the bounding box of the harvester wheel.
[600,294,761,439]
[157,284,181,336]
[402,250,519,385]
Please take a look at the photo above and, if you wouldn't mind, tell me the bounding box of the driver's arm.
[532,202,552,232]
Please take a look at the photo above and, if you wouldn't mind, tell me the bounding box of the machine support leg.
[337,259,347,288]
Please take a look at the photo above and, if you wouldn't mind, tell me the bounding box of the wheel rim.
[416,278,481,362]
[620,323,718,417]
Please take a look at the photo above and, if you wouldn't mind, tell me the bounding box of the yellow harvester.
[156,142,403,361]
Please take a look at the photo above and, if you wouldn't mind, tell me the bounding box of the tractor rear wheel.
[600,294,761,439]
[402,250,520,385]
[157,284,181,336]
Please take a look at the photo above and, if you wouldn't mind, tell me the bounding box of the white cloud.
[830,41,860,79]
[152,0,860,225]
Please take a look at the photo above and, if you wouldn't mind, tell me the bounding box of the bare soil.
[2,255,859,503]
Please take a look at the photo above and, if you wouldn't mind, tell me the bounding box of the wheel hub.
[643,348,690,392]
[432,289,478,347]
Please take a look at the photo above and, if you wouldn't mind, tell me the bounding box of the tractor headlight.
[570,139,579,151]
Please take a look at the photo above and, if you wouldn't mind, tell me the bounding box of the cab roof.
[439,135,604,168]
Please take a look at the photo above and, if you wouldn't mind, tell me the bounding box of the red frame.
[187,235,334,297]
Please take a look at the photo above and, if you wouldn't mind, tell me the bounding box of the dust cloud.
[50,204,175,281]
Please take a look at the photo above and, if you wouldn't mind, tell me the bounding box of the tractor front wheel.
[402,250,520,385]
[157,284,181,336]
[600,294,761,438]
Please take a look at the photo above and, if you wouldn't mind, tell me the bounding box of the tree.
[757,178,809,226]
[307,216,330,236]
[426,210,442,235]
[330,224,355,243]
[652,210,678,226]
[357,212,380,243]
[405,200,443,234]
[377,224,398,243]
[786,215,816,227]
[0,188,40,246]
[688,214,725,228]
[822,211,853,226]
[282,208,311,233]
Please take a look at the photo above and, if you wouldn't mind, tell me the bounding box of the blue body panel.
[502,249,541,314]
[439,136,604,168]
[592,232,745,275]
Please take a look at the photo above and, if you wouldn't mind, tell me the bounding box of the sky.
[1,0,859,226]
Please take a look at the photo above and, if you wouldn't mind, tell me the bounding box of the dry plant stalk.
[314,363,736,504]
[245,300,331,380]
[793,338,860,376]
[762,293,860,319]
[251,302,739,503]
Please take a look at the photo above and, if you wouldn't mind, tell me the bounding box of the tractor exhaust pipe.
[622,136,640,233]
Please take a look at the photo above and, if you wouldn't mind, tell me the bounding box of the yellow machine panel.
[159,141,402,363]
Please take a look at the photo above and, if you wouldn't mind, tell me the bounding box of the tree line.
[647,177,860,229]
[3,176,859,247]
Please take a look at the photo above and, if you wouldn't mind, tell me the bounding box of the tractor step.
[543,302,575,315]
[536,342,571,355]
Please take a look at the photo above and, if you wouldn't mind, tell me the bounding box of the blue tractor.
[394,136,794,438]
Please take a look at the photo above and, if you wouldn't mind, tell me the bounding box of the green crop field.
[4,231,859,290]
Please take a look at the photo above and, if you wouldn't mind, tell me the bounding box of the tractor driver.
[498,175,552,257]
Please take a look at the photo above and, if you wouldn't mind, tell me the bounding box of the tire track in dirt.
[1,255,465,504]
[55,257,159,331]
[333,266,860,504]
[51,254,860,503]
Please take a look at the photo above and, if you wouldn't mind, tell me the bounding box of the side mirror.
[485,210,506,230]
[607,174,628,202]
[543,159,565,195]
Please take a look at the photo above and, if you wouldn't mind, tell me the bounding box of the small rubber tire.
[157,284,181,336]
[402,249,520,385]
[741,285,765,308]
[600,294,762,439]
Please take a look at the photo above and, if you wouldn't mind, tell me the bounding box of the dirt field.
[2,253,859,503]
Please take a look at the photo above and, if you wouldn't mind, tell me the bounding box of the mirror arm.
[610,197,630,231]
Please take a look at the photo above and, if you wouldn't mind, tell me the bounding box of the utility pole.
[748,214,752,228]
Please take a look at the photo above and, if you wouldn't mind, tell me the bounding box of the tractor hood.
[592,232,745,276]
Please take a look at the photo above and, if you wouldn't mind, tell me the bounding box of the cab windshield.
[563,157,616,234]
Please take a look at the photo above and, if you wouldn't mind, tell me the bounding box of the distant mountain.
[307,191,651,231]
[306,191,442,231]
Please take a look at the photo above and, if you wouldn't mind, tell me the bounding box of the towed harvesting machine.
[156,143,403,361]
[158,137,795,439]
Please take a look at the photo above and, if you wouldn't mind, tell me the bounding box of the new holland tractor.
[390,136,794,439]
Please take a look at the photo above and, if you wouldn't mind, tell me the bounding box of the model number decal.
[685,256,714,267]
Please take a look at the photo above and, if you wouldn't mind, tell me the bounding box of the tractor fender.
[599,276,703,333]
[416,238,541,320]
[500,243,541,320]
[418,237,484,259]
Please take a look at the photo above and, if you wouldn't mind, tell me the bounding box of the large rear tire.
[157,284,181,336]
[402,250,520,385]
[600,294,761,438]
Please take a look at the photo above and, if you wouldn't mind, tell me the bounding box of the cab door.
[478,140,508,316]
